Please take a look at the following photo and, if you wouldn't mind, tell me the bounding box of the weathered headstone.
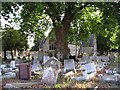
[82,47,94,55]
[82,63,96,74]
[89,34,94,47]
[42,57,61,84]
[81,62,96,80]
[10,61,16,68]
[97,56,109,62]
[57,52,60,60]
[43,56,49,64]
[82,55,90,61]
[32,61,40,71]
[19,63,31,80]
[64,59,76,73]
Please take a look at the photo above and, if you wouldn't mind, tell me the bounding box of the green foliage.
[2,28,28,51]
[20,2,50,38]
[55,84,62,89]
[68,6,103,45]
[1,2,120,54]
[31,36,40,51]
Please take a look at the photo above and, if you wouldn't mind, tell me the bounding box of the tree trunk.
[11,49,14,60]
[55,26,70,61]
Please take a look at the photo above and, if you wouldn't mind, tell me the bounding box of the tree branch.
[70,2,90,22]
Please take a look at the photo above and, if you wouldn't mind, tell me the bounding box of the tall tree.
[1,2,119,60]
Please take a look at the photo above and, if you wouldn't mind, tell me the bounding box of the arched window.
[49,42,55,50]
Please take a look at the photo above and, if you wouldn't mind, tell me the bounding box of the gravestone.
[81,62,96,79]
[64,59,76,73]
[82,63,96,74]
[97,56,109,62]
[89,34,94,47]
[82,47,94,55]
[57,52,60,60]
[82,55,90,61]
[10,61,16,68]
[43,56,49,64]
[32,61,40,71]
[19,63,31,80]
[42,57,61,84]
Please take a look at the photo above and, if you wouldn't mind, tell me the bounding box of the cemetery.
[0,1,120,89]
[0,40,120,89]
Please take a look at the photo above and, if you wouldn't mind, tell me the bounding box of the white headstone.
[42,57,61,84]
[43,56,49,64]
[57,52,60,60]
[42,67,58,84]
[10,61,16,68]
[32,62,40,71]
[82,62,96,74]
[0,65,6,70]
[64,59,75,73]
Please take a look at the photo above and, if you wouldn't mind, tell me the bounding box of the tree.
[2,28,28,59]
[1,2,119,60]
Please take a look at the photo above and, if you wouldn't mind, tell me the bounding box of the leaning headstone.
[42,57,61,84]
[64,59,76,73]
